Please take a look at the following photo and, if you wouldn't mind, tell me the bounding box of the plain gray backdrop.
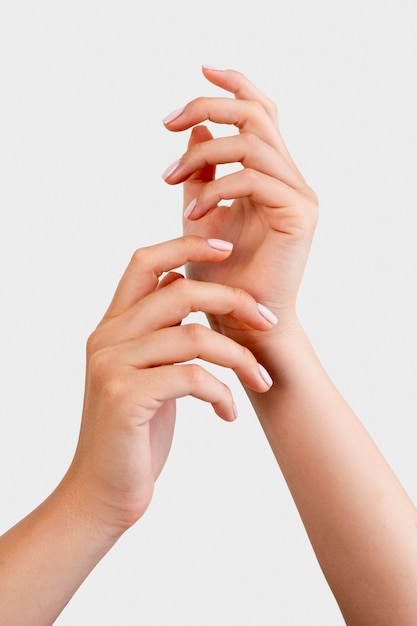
[1,1,416,624]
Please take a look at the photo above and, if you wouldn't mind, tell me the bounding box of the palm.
[149,399,176,479]
[185,198,271,293]
[184,193,311,341]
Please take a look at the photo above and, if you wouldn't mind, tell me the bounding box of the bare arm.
[164,65,417,624]
[0,235,274,625]
[246,320,417,625]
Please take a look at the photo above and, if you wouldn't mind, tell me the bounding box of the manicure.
[203,64,225,71]
[184,198,197,219]
[257,303,278,325]
[162,107,185,124]
[258,364,273,388]
[162,159,181,180]
[207,238,233,251]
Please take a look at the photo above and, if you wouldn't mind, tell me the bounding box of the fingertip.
[202,64,227,73]
[258,363,273,389]
[157,271,184,290]
[201,65,234,88]
[162,158,181,181]
[162,107,185,125]
[221,401,238,422]
[184,198,197,219]
[257,303,279,326]
[206,238,234,252]
[188,124,213,144]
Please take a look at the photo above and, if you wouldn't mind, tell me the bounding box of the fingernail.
[232,402,238,421]
[162,159,181,180]
[207,238,233,251]
[203,64,225,71]
[162,107,184,124]
[257,303,278,325]
[184,198,197,219]
[258,363,273,388]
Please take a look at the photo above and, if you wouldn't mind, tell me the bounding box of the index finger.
[163,67,294,166]
[202,67,297,166]
[202,66,279,123]
[101,236,234,322]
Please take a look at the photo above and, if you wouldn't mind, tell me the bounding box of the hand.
[162,67,318,347]
[66,236,276,536]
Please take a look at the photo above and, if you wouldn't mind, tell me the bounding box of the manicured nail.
[257,303,278,325]
[232,402,238,421]
[207,238,233,251]
[184,198,197,219]
[162,159,181,180]
[162,107,184,124]
[258,363,273,388]
[203,64,225,71]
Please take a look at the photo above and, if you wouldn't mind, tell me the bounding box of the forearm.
[0,473,119,626]
[246,320,417,626]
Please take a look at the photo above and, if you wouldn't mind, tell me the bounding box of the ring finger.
[116,323,273,392]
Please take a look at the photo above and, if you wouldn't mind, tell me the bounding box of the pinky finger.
[145,363,237,422]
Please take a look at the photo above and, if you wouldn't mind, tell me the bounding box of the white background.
[1,1,416,624]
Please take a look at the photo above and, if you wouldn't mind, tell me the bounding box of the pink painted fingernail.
[232,402,238,421]
[162,107,185,124]
[258,363,273,388]
[203,64,225,71]
[207,238,233,251]
[184,198,197,218]
[162,159,181,180]
[257,303,278,325]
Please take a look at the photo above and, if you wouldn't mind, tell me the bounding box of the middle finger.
[164,96,283,152]
[96,277,278,348]
[163,134,305,192]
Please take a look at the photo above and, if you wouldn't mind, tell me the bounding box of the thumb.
[183,125,215,210]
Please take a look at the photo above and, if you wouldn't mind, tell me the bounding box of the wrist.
[243,311,308,363]
[58,463,146,544]
[239,314,324,410]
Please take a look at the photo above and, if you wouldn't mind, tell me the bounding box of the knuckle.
[183,323,206,343]
[231,285,250,307]
[88,347,115,384]
[242,167,259,185]
[183,143,204,168]
[189,140,205,158]
[185,363,205,385]
[101,375,130,406]
[250,100,266,118]
[244,132,262,151]
[305,192,319,227]
[89,348,130,401]
[189,96,209,111]
[239,344,255,368]
[131,246,149,269]
[309,188,320,209]
[266,98,279,119]
[86,328,103,358]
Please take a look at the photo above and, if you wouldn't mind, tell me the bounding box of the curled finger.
[163,133,305,192]
[96,276,278,348]
[100,236,234,323]
[112,323,274,393]
[182,168,317,226]
[142,363,239,422]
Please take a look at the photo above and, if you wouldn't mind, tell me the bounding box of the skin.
[0,236,275,625]
[162,66,417,625]
[1,66,416,626]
